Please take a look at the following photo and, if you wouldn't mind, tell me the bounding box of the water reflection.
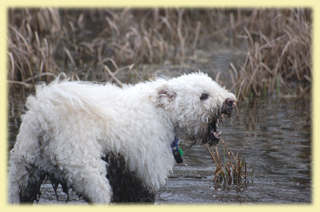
[7,91,311,203]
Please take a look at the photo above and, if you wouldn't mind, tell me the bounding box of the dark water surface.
[8,92,311,204]
[156,95,311,203]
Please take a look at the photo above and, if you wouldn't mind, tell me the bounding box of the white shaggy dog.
[9,72,236,204]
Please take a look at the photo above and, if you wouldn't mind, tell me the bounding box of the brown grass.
[7,8,311,99]
[230,9,312,99]
[205,138,253,185]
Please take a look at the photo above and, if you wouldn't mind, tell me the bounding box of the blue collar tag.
[171,137,183,164]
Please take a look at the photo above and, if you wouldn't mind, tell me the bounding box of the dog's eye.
[200,93,209,100]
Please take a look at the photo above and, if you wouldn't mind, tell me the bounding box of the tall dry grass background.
[8,8,311,99]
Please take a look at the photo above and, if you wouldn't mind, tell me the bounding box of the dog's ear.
[149,84,176,108]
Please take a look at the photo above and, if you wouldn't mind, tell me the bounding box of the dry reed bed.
[231,9,312,99]
[8,8,311,99]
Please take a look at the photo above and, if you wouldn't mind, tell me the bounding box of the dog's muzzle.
[202,98,236,146]
[221,98,236,118]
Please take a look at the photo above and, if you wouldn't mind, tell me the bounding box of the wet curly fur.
[8,72,236,203]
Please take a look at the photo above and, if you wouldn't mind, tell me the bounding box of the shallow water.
[7,92,311,204]
[156,95,311,203]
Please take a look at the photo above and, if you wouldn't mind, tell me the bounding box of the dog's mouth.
[202,98,237,146]
[202,118,221,146]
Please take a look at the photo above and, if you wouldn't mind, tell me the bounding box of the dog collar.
[171,137,183,164]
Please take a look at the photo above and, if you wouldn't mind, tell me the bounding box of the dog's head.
[150,72,237,145]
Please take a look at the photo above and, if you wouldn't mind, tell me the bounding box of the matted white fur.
[9,72,236,203]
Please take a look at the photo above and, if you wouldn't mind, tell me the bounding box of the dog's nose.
[225,98,235,106]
